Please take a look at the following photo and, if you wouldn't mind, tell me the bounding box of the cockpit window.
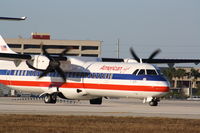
[132,69,139,75]
[156,69,163,75]
[146,69,157,75]
[138,69,145,75]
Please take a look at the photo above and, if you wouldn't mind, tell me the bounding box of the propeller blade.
[26,61,45,71]
[39,66,53,78]
[56,67,66,82]
[60,47,71,57]
[130,47,140,62]
[148,49,161,60]
[42,46,52,61]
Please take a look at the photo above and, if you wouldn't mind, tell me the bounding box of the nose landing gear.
[144,97,160,106]
[149,98,160,106]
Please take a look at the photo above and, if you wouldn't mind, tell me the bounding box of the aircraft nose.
[161,78,170,92]
[153,85,169,92]
[154,76,170,92]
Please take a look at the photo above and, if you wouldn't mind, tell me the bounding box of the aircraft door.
[79,72,87,95]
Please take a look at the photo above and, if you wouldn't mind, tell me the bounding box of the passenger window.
[24,71,27,76]
[147,70,157,75]
[132,69,139,75]
[21,70,24,76]
[17,70,20,76]
[138,69,146,75]
[14,70,17,76]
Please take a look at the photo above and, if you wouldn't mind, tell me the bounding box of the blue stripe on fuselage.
[112,74,166,81]
[0,69,166,81]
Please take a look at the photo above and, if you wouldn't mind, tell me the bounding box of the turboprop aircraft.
[0,36,199,106]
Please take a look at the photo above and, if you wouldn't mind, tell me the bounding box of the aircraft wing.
[0,53,67,61]
[0,53,31,61]
[142,58,200,64]
[101,57,200,65]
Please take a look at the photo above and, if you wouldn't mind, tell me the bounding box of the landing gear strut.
[44,93,57,104]
[149,98,159,106]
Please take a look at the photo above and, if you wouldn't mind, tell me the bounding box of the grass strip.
[0,114,200,133]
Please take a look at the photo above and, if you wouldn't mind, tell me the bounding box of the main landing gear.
[44,93,57,104]
[90,97,102,105]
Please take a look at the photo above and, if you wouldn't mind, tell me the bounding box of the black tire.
[51,93,57,104]
[149,101,158,106]
[44,94,57,104]
[90,98,102,105]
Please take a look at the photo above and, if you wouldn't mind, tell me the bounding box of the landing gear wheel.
[90,98,102,105]
[149,101,158,106]
[149,98,159,106]
[44,94,57,104]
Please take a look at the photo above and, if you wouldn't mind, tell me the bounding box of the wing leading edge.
[101,57,200,65]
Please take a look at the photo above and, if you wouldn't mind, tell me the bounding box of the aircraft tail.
[0,35,16,53]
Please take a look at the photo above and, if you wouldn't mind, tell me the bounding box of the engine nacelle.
[59,88,97,100]
[30,55,50,70]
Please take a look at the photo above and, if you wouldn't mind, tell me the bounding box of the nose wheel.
[149,98,159,106]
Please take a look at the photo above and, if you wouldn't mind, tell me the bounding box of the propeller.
[148,49,161,60]
[129,47,161,63]
[39,46,71,82]
[27,46,71,82]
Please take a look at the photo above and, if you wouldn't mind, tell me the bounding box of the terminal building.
[4,33,102,57]
[164,67,200,97]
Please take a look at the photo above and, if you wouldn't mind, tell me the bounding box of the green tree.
[174,69,187,79]
[162,68,188,99]
[190,69,200,80]
[162,67,176,84]
[174,69,187,88]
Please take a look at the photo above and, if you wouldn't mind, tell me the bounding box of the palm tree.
[174,69,186,79]
[162,67,176,84]
[162,68,188,99]
[174,68,187,88]
[162,68,187,87]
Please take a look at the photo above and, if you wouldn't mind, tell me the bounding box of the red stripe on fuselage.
[0,80,169,92]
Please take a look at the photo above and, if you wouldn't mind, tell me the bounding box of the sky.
[0,0,200,64]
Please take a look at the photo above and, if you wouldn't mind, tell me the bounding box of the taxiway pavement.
[0,97,200,119]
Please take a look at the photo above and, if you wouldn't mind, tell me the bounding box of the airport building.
[4,33,102,57]
[167,67,200,96]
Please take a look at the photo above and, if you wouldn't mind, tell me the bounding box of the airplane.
[0,16,27,21]
[0,36,200,106]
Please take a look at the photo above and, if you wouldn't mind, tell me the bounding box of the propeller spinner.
[26,46,71,82]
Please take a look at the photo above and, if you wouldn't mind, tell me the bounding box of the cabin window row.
[9,70,112,79]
